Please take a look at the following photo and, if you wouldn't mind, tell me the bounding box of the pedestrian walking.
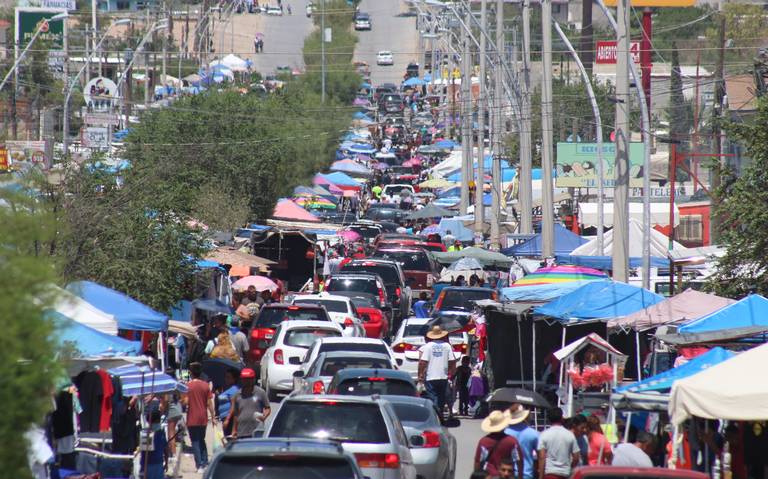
[418,325,456,420]
[612,431,656,467]
[228,368,271,438]
[586,415,613,465]
[186,362,216,472]
[454,356,471,416]
[537,407,580,479]
[217,368,240,437]
[565,415,589,466]
[504,406,539,479]
[474,410,524,478]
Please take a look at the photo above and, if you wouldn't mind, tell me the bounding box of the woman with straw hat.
[474,410,524,479]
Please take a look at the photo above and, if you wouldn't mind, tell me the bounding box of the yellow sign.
[603,0,694,6]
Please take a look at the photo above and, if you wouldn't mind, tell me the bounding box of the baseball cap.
[240,368,256,379]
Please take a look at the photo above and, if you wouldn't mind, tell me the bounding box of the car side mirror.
[443,417,461,428]
[409,434,425,447]
[292,370,304,378]
[288,356,302,365]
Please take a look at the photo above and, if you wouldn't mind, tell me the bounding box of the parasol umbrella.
[512,265,608,287]
[371,162,390,171]
[202,358,244,390]
[407,203,457,220]
[402,158,422,168]
[487,387,552,409]
[192,298,233,315]
[338,230,362,242]
[232,275,278,292]
[420,224,442,236]
[294,196,337,209]
[447,257,484,271]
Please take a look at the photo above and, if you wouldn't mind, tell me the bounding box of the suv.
[265,395,418,479]
[372,248,440,298]
[249,304,334,368]
[340,259,411,326]
[327,368,417,397]
[378,94,404,114]
[203,438,367,479]
[325,273,390,311]
[354,12,371,30]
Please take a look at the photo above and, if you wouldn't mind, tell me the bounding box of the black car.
[324,272,391,312]
[339,258,412,326]
[378,94,405,115]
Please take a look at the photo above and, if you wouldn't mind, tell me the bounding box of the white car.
[296,336,400,381]
[260,320,343,401]
[266,5,283,15]
[291,292,366,337]
[377,50,394,66]
[391,317,468,379]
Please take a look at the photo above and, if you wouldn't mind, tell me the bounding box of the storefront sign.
[83,127,110,149]
[595,41,641,64]
[41,0,76,10]
[6,140,50,169]
[15,7,66,50]
[84,112,121,126]
[556,142,645,188]
[83,77,119,111]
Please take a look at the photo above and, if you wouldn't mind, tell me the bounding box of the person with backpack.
[206,315,240,363]
[475,410,524,479]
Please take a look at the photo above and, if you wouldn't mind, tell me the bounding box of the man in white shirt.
[538,408,580,479]
[612,431,656,467]
[418,325,456,420]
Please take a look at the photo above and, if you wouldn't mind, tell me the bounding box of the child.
[413,292,430,318]
[142,410,168,479]
[454,356,472,416]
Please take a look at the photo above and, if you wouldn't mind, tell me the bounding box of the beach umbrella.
[488,388,552,409]
[338,230,362,242]
[420,224,442,236]
[435,139,457,149]
[512,265,608,287]
[402,158,422,167]
[192,298,233,315]
[231,275,278,292]
[419,178,454,189]
[407,204,457,220]
[294,196,337,209]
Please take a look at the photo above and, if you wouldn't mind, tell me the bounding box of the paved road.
[353,0,420,86]
[455,416,486,478]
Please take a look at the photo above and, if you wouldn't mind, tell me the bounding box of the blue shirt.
[505,423,540,479]
[141,428,168,465]
[413,300,430,318]
[218,385,240,419]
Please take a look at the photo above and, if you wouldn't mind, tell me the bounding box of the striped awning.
[109,365,188,396]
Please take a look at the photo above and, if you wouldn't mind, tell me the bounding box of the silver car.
[293,351,395,395]
[382,395,458,479]
[264,395,418,479]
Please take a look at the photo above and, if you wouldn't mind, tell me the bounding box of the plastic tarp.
[660,295,768,344]
[500,280,597,303]
[52,311,142,357]
[670,342,768,424]
[67,281,169,331]
[315,172,361,188]
[533,280,665,323]
[607,289,736,332]
[555,254,670,269]
[51,285,118,336]
[432,246,515,267]
[272,199,321,223]
[579,202,680,228]
[502,224,588,257]
[109,364,188,396]
[571,218,685,257]
[612,347,735,411]
[438,218,474,242]
[219,54,250,72]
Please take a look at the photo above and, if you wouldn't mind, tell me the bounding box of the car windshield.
[210,456,356,479]
[438,290,495,311]
[374,251,430,271]
[326,278,379,296]
[336,378,416,397]
[342,264,399,286]
[285,328,341,348]
[348,226,380,240]
[390,402,439,427]
[256,308,329,328]
[269,402,390,444]
[318,342,388,356]
[383,185,409,195]
[295,299,349,314]
[347,295,377,309]
[319,358,392,376]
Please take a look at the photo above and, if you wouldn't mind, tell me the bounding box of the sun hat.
[426,325,449,340]
[507,405,530,425]
[481,410,512,433]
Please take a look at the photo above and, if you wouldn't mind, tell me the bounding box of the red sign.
[595,41,641,64]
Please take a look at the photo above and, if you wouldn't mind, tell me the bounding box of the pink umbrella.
[338,230,362,242]
[402,158,422,167]
[231,275,278,292]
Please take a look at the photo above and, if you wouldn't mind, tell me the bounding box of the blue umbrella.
[423,73,432,82]
[435,139,457,149]
[403,77,425,87]
[360,82,372,89]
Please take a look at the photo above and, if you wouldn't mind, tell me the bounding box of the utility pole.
[540,0,555,258]
[162,1,168,87]
[711,14,726,243]
[518,0,533,234]
[612,0,631,282]
[580,0,593,75]
[321,0,326,103]
[460,7,471,215]
[92,0,100,77]
[474,0,487,234]
[63,20,69,146]
[490,0,504,249]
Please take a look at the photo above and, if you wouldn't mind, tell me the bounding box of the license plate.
[265,334,273,339]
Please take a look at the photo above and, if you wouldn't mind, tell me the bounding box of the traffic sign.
[595,41,641,64]
[603,0,694,6]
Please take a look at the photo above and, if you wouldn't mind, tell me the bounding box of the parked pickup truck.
[372,247,440,299]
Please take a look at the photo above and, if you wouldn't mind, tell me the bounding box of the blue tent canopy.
[52,311,142,357]
[533,280,664,323]
[352,111,373,121]
[502,224,588,257]
[321,171,362,186]
[435,139,457,149]
[67,281,169,331]
[423,73,432,82]
[679,294,768,334]
[615,347,734,394]
[109,364,187,396]
[555,254,669,269]
[402,77,424,87]
[501,280,597,303]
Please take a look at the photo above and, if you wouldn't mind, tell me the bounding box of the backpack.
[210,332,240,362]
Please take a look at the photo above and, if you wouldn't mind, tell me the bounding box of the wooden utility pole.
[710,14,726,243]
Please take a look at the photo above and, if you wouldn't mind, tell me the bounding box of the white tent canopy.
[430,150,463,178]
[669,342,768,425]
[51,285,118,336]
[571,217,685,258]
[579,202,679,228]
[218,54,250,72]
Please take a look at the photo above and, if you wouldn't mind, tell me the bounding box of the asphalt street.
[353,0,420,86]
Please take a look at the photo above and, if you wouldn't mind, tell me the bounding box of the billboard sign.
[15,7,66,50]
[41,0,76,10]
[556,142,645,188]
[6,140,51,170]
[83,127,110,149]
[595,41,641,64]
[83,77,119,111]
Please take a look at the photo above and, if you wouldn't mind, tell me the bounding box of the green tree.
[0,185,61,477]
[707,4,767,64]
[708,97,768,297]
[667,45,693,145]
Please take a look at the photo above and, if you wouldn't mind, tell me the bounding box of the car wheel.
[265,379,280,402]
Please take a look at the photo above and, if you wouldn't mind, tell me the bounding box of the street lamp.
[62,18,131,154]
[0,12,68,92]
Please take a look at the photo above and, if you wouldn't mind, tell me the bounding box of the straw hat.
[507,405,530,425]
[426,325,449,340]
[481,410,512,433]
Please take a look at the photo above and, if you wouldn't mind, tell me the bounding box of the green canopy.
[407,204,457,220]
[432,247,515,267]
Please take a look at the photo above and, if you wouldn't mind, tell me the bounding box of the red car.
[323,291,389,339]
[248,303,333,367]
[372,247,441,298]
